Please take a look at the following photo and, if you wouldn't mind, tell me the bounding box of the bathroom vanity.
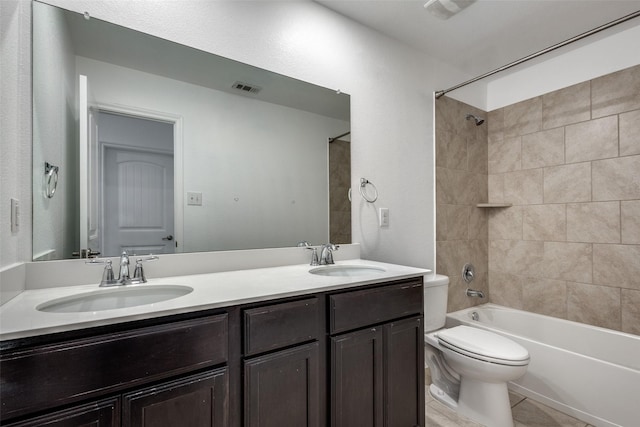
[0,261,426,427]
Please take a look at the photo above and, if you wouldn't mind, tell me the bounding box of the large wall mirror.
[32,1,351,261]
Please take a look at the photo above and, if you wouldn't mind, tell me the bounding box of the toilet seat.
[437,326,529,366]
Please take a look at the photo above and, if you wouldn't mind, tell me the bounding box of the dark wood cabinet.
[123,368,228,427]
[1,276,423,427]
[329,279,424,427]
[384,317,425,427]
[244,342,321,427]
[5,397,120,427]
[331,327,384,427]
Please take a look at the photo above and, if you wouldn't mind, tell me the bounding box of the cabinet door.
[244,342,320,427]
[331,327,383,427]
[5,398,119,427]
[123,368,228,427]
[384,316,424,427]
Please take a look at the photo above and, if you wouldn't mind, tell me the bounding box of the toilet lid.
[437,326,529,365]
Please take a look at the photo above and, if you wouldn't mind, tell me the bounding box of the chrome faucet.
[320,243,339,265]
[118,251,131,283]
[87,250,158,286]
[466,288,485,298]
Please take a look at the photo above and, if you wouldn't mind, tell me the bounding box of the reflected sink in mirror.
[309,265,386,277]
[37,285,194,313]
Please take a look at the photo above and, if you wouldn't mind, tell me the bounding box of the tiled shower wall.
[487,64,640,335]
[329,139,351,244]
[435,97,489,312]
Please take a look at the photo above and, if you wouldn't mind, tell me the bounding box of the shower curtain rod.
[434,9,640,99]
[328,131,351,143]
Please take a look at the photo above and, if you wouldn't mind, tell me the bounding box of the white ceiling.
[315,0,640,79]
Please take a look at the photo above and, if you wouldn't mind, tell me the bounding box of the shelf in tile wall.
[476,203,513,208]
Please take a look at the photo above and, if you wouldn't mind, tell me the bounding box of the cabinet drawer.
[244,298,319,356]
[4,397,120,427]
[0,314,228,422]
[329,280,423,334]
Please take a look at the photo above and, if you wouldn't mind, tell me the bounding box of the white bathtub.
[445,303,640,427]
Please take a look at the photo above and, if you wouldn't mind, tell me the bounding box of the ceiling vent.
[232,81,262,94]
[424,0,476,20]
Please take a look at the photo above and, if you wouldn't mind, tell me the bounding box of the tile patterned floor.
[425,388,596,427]
[426,387,593,427]
[425,369,595,427]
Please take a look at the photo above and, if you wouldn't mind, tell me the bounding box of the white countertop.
[0,259,429,341]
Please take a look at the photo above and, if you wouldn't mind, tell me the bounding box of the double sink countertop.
[0,259,429,342]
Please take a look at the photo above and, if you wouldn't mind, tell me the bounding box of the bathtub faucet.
[466,288,485,298]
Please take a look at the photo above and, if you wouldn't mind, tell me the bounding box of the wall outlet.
[187,192,202,206]
[379,207,389,227]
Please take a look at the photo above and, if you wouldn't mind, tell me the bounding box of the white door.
[103,147,175,257]
[79,75,100,255]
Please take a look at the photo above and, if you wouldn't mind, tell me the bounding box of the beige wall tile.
[592,155,640,201]
[436,128,467,170]
[487,108,504,142]
[488,174,504,203]
[504,169,544,205]
[437,168,487,205]
[619,109,640,156]
[489,240,543,276]
[621,289,640,335]
[523,278,567,319]
[543,242,592,283]
[503,96,542,138]
[621,200,640,244]
[437,240,477,278]
[468,135,488,174]
[544,162,591,203]
[444,205,470,241]
[542,81,591,129]
[592,64,640,118]
[469,207,488,240]
[489,136,521,173]
[521,128,564,169]
[488,270,523,309]
[567,282,621,330]
[436,203,446,241]
[523,204,566,241]
[435,95,460,134]
[566,201,620,244]
[565,116,618,163]
[488,206,522,240]
[447,274,488,313]
[593,244,640,290]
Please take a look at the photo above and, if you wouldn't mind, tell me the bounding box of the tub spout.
[466,288,485,298]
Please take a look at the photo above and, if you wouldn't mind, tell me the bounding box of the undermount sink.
[309,265,386,277]
[36,285,194,313]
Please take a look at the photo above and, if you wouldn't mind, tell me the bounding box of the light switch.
[379,207,389,227]
[187,192,202,206]
[11,198,19,232]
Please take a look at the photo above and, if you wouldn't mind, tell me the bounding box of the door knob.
[162,235,174,241]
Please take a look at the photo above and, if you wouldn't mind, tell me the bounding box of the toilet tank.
[424,274,449,332]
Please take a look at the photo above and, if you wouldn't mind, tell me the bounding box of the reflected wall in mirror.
[32,1,351,261]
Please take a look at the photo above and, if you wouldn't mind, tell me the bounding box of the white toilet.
[424,274,529,427]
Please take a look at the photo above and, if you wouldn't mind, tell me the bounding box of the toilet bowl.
[423,274,529,427]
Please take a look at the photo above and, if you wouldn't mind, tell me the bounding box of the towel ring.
[359,178,378,203]
[44,162,59,199]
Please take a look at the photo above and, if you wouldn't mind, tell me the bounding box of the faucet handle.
[130,255,158,284]
[132,259,146,283]
[306,247,319,266]
[86,259,118,286]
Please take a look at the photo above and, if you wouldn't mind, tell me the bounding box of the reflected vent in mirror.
[232,81,262,94]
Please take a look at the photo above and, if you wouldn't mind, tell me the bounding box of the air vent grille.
[232,81,262,94]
